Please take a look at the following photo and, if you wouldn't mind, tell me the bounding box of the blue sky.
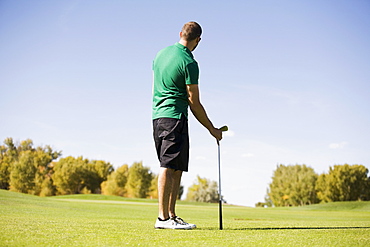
[1,0,369,206]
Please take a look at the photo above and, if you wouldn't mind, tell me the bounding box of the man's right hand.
[209,127,223,142]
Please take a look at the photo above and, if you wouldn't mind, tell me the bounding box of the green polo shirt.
[152,42,199,120]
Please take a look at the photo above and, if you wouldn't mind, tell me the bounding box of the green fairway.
[1,190,370,246]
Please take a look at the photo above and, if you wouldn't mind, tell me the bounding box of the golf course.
[1,189,370,246]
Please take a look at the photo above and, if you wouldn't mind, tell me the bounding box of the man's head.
[181,21,202,41]
[179,21,202,51]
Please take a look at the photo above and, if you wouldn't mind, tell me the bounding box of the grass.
[1,190,370,246]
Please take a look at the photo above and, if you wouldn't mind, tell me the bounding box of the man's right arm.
[187,84,222,141]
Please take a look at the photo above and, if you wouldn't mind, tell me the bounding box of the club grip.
[219,126,228,132]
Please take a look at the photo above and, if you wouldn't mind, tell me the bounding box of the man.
[152,21,223,229]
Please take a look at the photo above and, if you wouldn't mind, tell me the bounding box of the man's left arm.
[187,84,222,141]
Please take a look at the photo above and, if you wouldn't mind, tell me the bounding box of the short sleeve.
[185,62,199,85]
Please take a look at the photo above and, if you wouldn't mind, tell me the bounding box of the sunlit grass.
[1,190,370,246]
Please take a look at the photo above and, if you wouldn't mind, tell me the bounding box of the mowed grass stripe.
[1,190,370,246]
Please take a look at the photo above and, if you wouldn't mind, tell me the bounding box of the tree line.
[260,164,370,207]
[0,138,217,202]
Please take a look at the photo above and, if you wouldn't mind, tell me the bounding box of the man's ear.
[179,31,183,38]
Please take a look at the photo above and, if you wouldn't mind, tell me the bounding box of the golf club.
[218,125,228,230]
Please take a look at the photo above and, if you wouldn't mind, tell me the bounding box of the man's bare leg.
[169,170,183,218]
[158,167,174,220]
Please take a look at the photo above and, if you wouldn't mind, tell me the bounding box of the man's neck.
[179,39,195,51]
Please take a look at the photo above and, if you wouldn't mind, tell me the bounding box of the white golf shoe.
[154,217,193,230]
[171,216,196,229]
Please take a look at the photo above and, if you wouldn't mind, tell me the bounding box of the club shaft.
[218,144,223,230]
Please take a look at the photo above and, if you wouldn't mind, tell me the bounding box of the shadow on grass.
[199,226,370,231]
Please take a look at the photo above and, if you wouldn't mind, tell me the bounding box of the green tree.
[264,188,273,207]
[1,138,61,194]
[39,175,55,197]
[0,138,19,189]
[0,146,12,189]
[186,176,218,203]
[10,151,37,194]
[316,164,370,202]
[101,164,129,196]
[33,146,61,195]
[53,156,87,195]
[17,139,34,152]
[4,138,19,160]
[316,173,330,202]
[148,174,158,199]
[53,156,111,195]
[82,160,114,194]
[90,160,114,183]
[125,162,153,198]
[268,164,318,207]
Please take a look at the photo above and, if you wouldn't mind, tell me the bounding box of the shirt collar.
[175,42,193,58]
